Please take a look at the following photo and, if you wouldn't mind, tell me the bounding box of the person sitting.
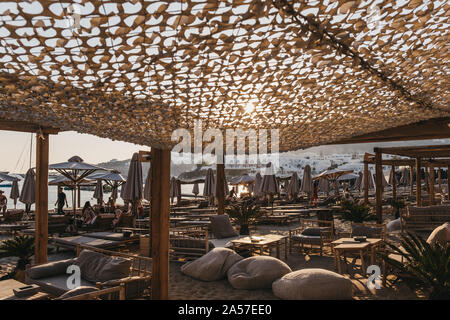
[0,190,7,215]
[112,208,123,227]
[81,201,96,225]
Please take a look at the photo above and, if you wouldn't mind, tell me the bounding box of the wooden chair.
[289,219,335,256]
[170,226,211,261]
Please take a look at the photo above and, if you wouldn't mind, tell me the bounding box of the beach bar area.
[0,0,449,302]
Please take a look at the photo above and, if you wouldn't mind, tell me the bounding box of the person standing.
[0,190,7,215]
[55,186,68,215]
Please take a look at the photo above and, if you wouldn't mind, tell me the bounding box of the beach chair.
[289,219,335,256]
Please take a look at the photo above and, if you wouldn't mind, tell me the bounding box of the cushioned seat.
[32,275,94,296]
[54,235,120,249]
[181,248,243,281]
[209,214,239,239]
[227,256,292,290]
[426,222,450,247]
[291,234,321,244]
[86,232,139,241]
[272,268,353,300]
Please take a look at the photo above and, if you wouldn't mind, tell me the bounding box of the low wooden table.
[0,279,49,300]
[231,234,288,260]
[331,238,382,275]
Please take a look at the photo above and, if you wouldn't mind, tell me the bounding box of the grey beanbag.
[387,218,401,233]
[272,268,353,300]
[227,256,292,290]
[427,222,450,247]
[181,248,243,281]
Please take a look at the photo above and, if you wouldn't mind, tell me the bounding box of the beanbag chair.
[227,256,291,290]
[272,268,353,300]
[387,218,401,233]
[181,248,243,281]
[427,223,450,248]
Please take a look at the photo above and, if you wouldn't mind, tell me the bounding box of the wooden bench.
[401,205,450,232]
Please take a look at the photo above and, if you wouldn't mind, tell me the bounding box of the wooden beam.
[216,162,225,215]
[331,117,450,145]
[374,148,383,224]
[416,158,422,207]
[429,165,435,205]
[35,133,49,265]
[410,166,414,196]
[150,148,170,300]
[0,120,59,134]
[363,161,369,204]
[392,165,396,201]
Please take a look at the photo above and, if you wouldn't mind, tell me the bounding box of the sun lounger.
[52,235,121,251]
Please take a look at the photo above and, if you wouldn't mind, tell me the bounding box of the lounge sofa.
[26,246,151,299]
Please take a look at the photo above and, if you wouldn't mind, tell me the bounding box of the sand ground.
[0,215,428,300]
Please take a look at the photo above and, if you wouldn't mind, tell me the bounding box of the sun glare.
[244,102,255,114]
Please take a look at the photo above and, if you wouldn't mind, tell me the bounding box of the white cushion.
[227,256,291,290]
[272,268,353,300]
[181,248,243,281]
[426,223,450,247]
[387,218,401,233]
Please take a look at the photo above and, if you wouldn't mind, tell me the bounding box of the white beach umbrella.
[93,179,103,204]
[170,177,180,203]
[19,168,35,207]
[287,172,300,197]
[300,165,313,194]
[0,173,19,183]
[260,163,278,195]
[337,173,359,181]
[10,180,20,208]
[229,174,255,185]
[90,170,126,204]
[122,153,143,214]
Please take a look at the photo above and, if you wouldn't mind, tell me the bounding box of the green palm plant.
[340,199,377,223]
[379,232,450,300]
[225,199,263,235]
[0,235,35,280]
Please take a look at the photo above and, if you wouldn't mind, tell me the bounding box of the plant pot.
[239,224,250,235]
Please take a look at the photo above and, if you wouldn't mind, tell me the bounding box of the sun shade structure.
[122,153,143,213]
[0,1,449,151]
[90,169,127,203]
[93,179,103,204]
[300,165,313,194]
[337,173,359,181]
[50,155,105,214]
[19,168,35,206]
[318,178,329,194]
[314,169,354,181]
[229,173,255,185]
[287,172,299,197]
[0,172,20,182]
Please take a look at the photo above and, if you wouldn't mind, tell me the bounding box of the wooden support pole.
[374,149,383,224]
[77,185,81,208]
[429,165,435,205]
[424,167,430,198]
[416,158,422,206]
[216,162,225,215]
[409,166,414,196]
[150,148,170,300]
[35,133,49,265]
[364,161,369,205]
[438,168,442,193]
[391,165,396,201]
[448,166,450,200]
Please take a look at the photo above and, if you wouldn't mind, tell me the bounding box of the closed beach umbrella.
[260,163,278,195]
[354,172,363,191]
[333,180,340,196]
[10,180,20,208]
[381,171,389,187]
[287,172,300,197]
[170,177,179,203]
[389,167,398,186]
[362,169,375,190]
[400,168,410,186]
[90,170,126,205]
[20,168,35,211]
[203,168,215,197]
[143,166,151,202]
[120,181,127,199]
[318,178,330,195]
[122,153,143,214]
[253,172,263,197]
[300,165,313,194]
[93,179,103,204]
[192,182,199,196]
[214,173,229,198]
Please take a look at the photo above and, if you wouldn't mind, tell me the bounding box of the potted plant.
[388,199,406,219]
[225,199,263,235]
[339,199,377,223]
[379,232,450,300]
[0,235,35,282]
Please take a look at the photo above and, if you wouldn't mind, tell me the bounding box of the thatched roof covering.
[0,0,448,151]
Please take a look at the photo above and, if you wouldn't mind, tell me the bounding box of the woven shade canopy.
[0,0,448,151]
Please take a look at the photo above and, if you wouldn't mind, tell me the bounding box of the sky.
[0,130,146,173]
